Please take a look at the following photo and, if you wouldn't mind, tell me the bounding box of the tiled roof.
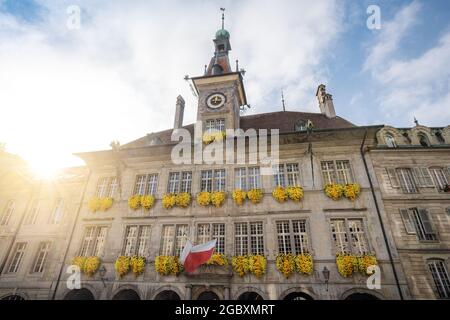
[122,111,355,149]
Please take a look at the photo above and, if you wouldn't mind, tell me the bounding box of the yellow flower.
[231,255,250,276]
[84,256,101,277]
[275,254,296,278]
[176,192,191,208]
[100,197,113,211]
[211,191,226,207]
[272,186,287,203]
[196,191,211,207]
[202,131,226,144]
[128,195,141,210]
[115,256,130,278]
[324,184,344,200]
[295,253,313,275]
[162,193,176,209]
[286,186,304,202]
[343,183,361,201]
[232,189,247,206]
[140,195,155,210]
[248,255,267,278]
[88,197,101,212]
[356,254,378,275]
[155,256,182,276]
[71,256,86,271]
[336,253,355,277]
[247,188,263,204]
[130,256,146,276]
[206,253,228,266]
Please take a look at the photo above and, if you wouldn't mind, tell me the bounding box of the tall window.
[330,219,368,254]
[273,163,300,187]
[234,167,261,190]
[167,171,192,193]
[123,225,151,257]
[160,225,189,256]
[50,198,64,224]
[32,242,51,273]
[196,223,225,254]
[234,222,264,255]
[24,199,40,225]
[428,260,450,299]
[96,177,117,198]
[1,200,15,226]
[429,167,449,191]
[200,169,226,192]
[276,220,309,254]
[321,160,354,185]
[133,174,158,195]
[385,133,397,148]
[7,242,27,273]
[400,208,437,241]
[79,226,108,256]
[205,119,225,133]
[396,168,418,193]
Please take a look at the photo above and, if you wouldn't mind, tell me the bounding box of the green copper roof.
[215,28,230,39]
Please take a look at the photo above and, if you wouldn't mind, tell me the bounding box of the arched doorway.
[345,293,380,300]
[283,292,313,300]
[238,292,263,300]
[112,289,140,300]
[154,290,181,300]
[197,291,220,300]
[63,288,95,300]
[1,295,25,300]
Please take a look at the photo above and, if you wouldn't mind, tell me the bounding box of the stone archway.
[154,290,181,300]
[283,292,314,300]
[112,289,141,300]
[345,293,380,300]
[197,291,220,300]
[63,288,95,300]
[238,291,263,300]
[1,295,25,300]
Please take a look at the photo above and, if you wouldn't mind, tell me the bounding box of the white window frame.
[1,200,15,226]
[400,208,437,241]
[428,259,450,299]
[123,225,151,257]
[79,226,108,256]
[234,221,264,255]
[396,168,418,193]
[429,167,449,191]
[330,218,369,255]
[96,177,117,198]
[31,242,51,274]
[7,242,27,273]
[133,174,158,196]
[160,224,189,256]
[24,199,40,225]
[234,167,261,190]
[50,198,64,224]
[196,223,226,254]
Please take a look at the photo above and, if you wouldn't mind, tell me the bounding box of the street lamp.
[99,266,107,287]
[322,266,330,292]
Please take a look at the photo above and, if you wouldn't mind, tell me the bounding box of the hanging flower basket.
[324,184,344,200]
[196,191,211,207]
[286,186,304,202]
[162,193,176,209]
[343,183,361,201]
[128,195,141,210]
[154,256,183,276]
[211,191,226,207]
[272,186,287,203]
[247,189,263,204]
[140,195,155,210]
[232,189,247,206]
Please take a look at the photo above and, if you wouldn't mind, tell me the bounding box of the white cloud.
[363,1,450,127]
[0,0,344,168]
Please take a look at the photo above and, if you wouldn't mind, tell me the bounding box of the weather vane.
[220,7,225,29]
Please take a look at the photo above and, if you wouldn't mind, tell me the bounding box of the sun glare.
[28,161,62,179]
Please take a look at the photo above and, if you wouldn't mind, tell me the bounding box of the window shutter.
[412,168,425,187]
[386,168,400,188]
[400,209,416,234]
[444,167,450,184]
[418,208,435,235]
[420,168,435,187]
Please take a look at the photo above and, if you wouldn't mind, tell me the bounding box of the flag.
[180,239,217,273]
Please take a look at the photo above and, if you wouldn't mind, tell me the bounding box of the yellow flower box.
[140,195,155,210]
[272,186,287,203]
[232,189,247,206]
[211,191,226,207]
[128,195,141,210]
[162,193,176,209]
[196,191,211,206]
[154,256,183,276]
[247,188,263,204]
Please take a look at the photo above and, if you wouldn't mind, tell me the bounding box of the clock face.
[206,93,226,109]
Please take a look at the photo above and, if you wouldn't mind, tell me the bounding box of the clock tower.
[190,10,247,132]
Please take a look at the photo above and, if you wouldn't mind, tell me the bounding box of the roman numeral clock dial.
[206,92,226,109]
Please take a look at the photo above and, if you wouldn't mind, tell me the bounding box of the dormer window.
[385,133,397,148]
[418,133,430,147]
[294,120,306,132]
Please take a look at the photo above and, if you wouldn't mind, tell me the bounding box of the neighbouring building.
[1,19,449,301]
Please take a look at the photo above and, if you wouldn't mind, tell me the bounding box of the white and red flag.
[180,239,217,273]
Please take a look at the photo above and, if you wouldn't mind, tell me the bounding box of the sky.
[1,0,450,172]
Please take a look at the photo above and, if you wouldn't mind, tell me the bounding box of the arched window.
[385,133,397,148]
[427,259,450,299]
[418,133,430,147]
[1,295,25,300]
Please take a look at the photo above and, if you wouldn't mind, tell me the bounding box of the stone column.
[224,286,230,300]
[185,284,192,300]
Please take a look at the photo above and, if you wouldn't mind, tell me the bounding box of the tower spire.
[220,7,225,29]
[281,90,286,112]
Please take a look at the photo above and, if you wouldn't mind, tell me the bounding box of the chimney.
[174,95,185,129]
[316,84,336,118]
